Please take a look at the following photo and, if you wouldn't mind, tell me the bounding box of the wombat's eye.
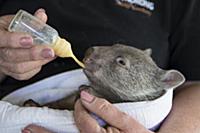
[116,56,126,66]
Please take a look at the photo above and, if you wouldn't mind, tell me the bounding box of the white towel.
[1,69,173,133]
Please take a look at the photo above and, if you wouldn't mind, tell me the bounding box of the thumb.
[80,91,152,132]
[34,8,48,23]
[80,91,132,130]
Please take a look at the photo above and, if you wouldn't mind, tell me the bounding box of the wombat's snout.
[83,47,96,64]
[83,47,101,75]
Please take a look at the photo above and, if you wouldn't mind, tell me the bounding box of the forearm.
[158,82,200,133]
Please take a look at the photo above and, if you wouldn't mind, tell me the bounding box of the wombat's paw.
[23,99,41,107]
[76,85,93,99]
[79,85,92,92]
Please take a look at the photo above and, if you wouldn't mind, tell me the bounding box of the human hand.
[22,124,53,133]
[20,90,154,133]
[74,91,154,133]
[0,8,55,80]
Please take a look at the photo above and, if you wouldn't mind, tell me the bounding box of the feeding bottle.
[8,9,84,68]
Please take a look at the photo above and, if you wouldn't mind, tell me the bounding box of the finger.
[22,124,53,133]
[0,58,54,74]
[0,31,33,48]
[80,91,136,131]
[0,15,14,29]
[1,67,42,80]
[74,100,106,133]
[106,127,121,133]
[34,8,48,23]
[0,45,55,62]
[0,15,33,48]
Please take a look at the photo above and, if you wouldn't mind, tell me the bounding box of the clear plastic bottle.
[8,10,84,68]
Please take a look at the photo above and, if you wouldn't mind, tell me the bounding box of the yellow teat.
[52,37,85,68]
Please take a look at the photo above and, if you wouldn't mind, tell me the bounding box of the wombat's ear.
[144,48,152,56]
[160,70,185,90]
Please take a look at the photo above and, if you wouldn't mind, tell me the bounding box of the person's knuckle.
[1,48,12,61]
[2,32,10,46]
[14,69,37,80]
[98,99,110,113]
[94,125,104,133]
[1,62,17,73]
[31,67,42,77]
[75,113,88,127]
[120,112,133,129]
[6,32,19,47]
[14,64,21,73]
[15,63,26,74]
[30,47,38,60]
[17,73,34,80]
[75,115,82,126]
[100,128,107,133]
[14,74,26,80]
[35,67,42,73]
[9,33,15,45]
[88,124,102,133]
[106,127,115,133]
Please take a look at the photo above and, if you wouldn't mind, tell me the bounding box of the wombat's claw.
[76,85,93,100]
[78,85,92,92]
[23,99,41,107]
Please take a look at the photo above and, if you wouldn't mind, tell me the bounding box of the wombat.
[24,44,185,109]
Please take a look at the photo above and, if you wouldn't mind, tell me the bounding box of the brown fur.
[24,44,185,110]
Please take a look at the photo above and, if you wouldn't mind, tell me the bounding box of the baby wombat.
[24,44,185,109]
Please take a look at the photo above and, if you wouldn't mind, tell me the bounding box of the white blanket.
[1,69,173,133]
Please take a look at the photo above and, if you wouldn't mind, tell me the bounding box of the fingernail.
[20,37,33,47]
[21,129,31,133]
[41,48,55,58]
[80,91,94,103]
